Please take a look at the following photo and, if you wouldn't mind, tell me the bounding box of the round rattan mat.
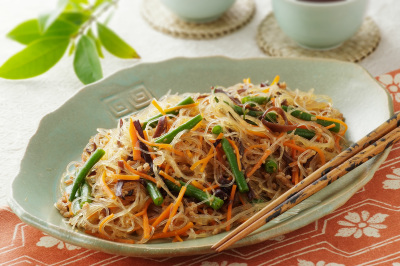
[257,13,380,62]
[141,0,256,39]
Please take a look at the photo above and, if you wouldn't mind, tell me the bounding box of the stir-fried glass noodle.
[56,77,347,244]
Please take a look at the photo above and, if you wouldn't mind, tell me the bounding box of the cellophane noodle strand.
[56,80,347,243]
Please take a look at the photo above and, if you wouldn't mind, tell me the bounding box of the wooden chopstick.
[212,112,400,252]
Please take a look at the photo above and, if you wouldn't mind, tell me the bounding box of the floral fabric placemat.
[2,69,400,266]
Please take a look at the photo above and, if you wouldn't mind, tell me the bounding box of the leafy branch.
[0,0,140,84]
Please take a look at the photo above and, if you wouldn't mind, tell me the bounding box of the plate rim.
[7,56,394,257]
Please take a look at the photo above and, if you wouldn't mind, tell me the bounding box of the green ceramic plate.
[8,57,393,257]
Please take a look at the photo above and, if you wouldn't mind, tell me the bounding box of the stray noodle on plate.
[56,77,347,244]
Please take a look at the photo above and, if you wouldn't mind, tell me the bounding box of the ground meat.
[55,194,71,218]
[275,172,294,189]
[136,163,150,173]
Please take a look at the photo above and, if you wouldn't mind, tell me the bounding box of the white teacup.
[159,0,236,23]
[272,0,368,50]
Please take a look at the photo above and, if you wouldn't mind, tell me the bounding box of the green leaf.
[87,29,104,58]
[0,37,69,79]
[7,19,41,45]
[39,0,68,33]
[73,35,103,84]
[97,22,140,59]
[59,11,90,26]
[7,18,78,45]
[45,18,79,37]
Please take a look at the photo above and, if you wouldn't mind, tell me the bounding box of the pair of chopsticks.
[212,112,400,252]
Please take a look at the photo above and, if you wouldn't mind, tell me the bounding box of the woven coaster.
[257,13,380,62]
[141,0,255,39]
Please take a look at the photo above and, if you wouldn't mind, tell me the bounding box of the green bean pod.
[282,105,340,133]
[154,114,203,144]
[71,186,82,214]
[241,96,269,106]
[229,103,264,117]
[79,181,92,208]
[264,158,278,173]
[69,148,105,202]
[212,125,223,135]
[264,111,278,123]
[165,180,224,210]
[142,97,196,129]
[145,180,164,206]
[289,128,316,140]
[221,138,249,193]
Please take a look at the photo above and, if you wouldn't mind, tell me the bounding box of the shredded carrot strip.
[173,235,184,242]
[164,164,171,174]
[191,120,203,131]
[290,139,296,158]
[227,139,242,171]
[151,222,194,240]
[315,115,348,136]
[238,193,246,206]
[138,131,184,156]
[112,174,140,181]
[315,131,322,142]
[142,199,151,239]
[163,102,199,113]
[325,124,335,130]
[216,146,227,166]
[271,75,280,86]
[203,184,219,192]
[283,141,307,152]
[101,172,116,199]
[151,99,166,115]
[186,150,193,159]
[129,118,141,161]
[226,185,237,231]
[159,170,181,187]
[200,147,216,172]
[191,180,206,190]
[308,146,326,165]
[292,166,299,184]
[122,160,157,183]
[163,186,187,233]
[190,152,216,171]
[136,132,172,149]
[246,149,272,178]
[216,132,224,139]
[152,203,173,227]
[99,213,114,235]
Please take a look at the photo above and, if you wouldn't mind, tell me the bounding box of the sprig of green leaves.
[0,0,140,84]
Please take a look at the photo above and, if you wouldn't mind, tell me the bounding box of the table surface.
[1,0,399,223]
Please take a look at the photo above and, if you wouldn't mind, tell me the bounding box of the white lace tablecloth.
[0,0,399,206]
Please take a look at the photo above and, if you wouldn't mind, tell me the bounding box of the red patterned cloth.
[2,69,400,266]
